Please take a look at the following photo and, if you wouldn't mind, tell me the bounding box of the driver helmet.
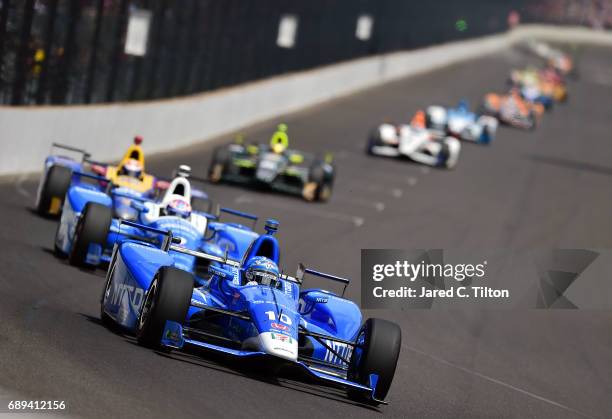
[120,158,143,178]
[242,256,280,287]
[270,123,289,154]
[166,198,192,219]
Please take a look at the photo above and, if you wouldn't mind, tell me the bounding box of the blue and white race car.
[54,166,211,267]
[100,218,402,405]
[426,100,498,145]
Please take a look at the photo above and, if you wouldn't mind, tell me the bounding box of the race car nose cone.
[259,332,298,361]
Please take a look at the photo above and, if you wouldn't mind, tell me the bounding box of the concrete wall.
[1,24,611,176]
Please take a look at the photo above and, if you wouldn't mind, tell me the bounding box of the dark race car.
[208,125,335,202]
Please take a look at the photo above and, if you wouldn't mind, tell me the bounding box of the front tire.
[37,165,72,216]
[136,267,194,348]
[68,202,112,267]
[349,318,401,404]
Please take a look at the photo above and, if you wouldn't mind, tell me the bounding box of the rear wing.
[215,206,258,229]
[296,263,350,297]
[118,219,244,268]
[51,143,91,163]
[117,220,307,283]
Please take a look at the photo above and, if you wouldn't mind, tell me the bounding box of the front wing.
[161,320,386,404]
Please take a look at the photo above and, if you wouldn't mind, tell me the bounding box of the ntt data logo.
[361,249,608,309]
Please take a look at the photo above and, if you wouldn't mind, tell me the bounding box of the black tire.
[37,165,72,216]
[208,147,230,183]
[366,133,378,155]
[349,318,401,404]
[68,202,112,267]
[438,142,451,168]
[309,163,334,202]
[136,267,194,348]
[528,112,537,131]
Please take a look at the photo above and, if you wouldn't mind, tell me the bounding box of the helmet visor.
[248,270,279,286]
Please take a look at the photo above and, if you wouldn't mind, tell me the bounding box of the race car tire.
[208,147,230,183]
[348,318,401,404]
[68,202,112,267]
[528,112,537,131]
[366,135,378,155]
[37,165,72,216]
[136,267,194,349]
[437,142,451,168]
[307,164,334,202]
[480,126,492,145]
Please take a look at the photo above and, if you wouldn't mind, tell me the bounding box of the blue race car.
[520,84,554,110]
[54,168,213,267]
[426,100,498,145]
[100,219,402,405]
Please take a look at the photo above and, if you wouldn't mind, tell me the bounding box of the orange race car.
[480,89,543,130]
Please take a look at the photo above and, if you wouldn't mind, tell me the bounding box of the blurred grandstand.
[0,0,608,106]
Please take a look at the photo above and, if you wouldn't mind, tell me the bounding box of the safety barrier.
[0,25,610,177]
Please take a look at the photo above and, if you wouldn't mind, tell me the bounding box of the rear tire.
[437,142,451,168]
[37,165,72,216]
[528,112,537,131]
[366,134,378,155]
[208,147,230,183]
[136,267,194,349]
[68,202,112,267]
[306,164,334,202]
[348,318,401,404]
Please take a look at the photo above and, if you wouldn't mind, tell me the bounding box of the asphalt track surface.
[1,45,611,419]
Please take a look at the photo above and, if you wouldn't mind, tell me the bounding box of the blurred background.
[0,0,610,107]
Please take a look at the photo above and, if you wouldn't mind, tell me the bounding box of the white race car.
[367,123,461,169]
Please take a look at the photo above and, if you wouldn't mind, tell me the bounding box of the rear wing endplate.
[51,143,91,162]
[296,263,350,297]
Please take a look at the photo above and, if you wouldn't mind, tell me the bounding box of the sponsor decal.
[271,333,292,344]
[324,340,353,365]
[110,282,144,313]
[271,322,289,331]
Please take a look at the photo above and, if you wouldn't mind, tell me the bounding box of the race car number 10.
[265,311,292,325]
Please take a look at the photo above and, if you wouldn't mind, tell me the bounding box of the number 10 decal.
[265,311,292,325]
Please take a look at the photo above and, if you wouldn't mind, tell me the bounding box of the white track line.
[343,180,404,199]
[15,174,32,198]
[234,195,365,227]
[332,195,385,212]
[403,345,598,419]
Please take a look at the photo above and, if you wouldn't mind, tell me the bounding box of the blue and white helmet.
[242,256,280,286]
